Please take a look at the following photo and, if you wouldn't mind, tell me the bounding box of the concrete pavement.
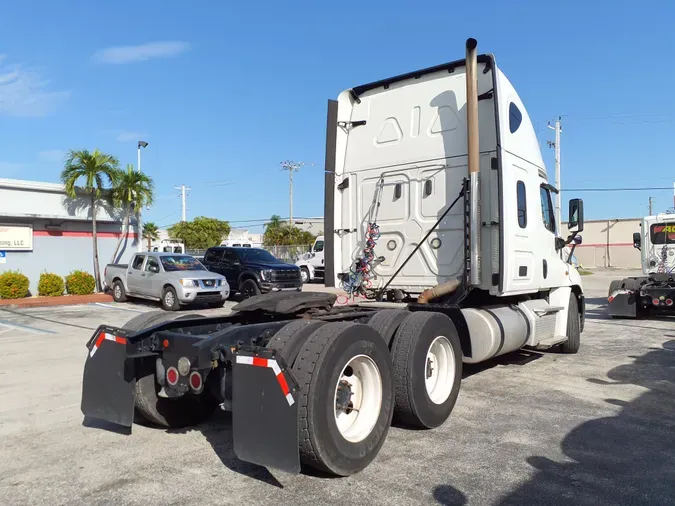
[1,270,674,505]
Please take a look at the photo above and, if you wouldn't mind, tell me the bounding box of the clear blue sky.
[1,0,674,232]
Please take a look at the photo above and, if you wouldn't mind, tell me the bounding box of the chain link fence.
[264,245,311,262]
[187,244,311,263]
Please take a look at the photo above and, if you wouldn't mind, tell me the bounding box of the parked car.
[201,246,302,298]
[104,252,230,310]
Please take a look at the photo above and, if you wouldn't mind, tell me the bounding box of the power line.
[561,187,672,192]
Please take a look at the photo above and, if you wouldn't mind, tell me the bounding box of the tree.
[110,164,154,262]
[263,215,315,246]
[168,216,230,250]
[61,149,119,292]
[142,222,160,251]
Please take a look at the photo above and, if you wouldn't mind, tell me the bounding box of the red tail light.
[666,299,673,306]
[166,367,179,386]
[189,371,203,392]
[652,299,660,306]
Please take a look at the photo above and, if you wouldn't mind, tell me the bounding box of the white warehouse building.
[0,178,137,293]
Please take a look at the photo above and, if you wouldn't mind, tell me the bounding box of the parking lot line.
[89,302,146,313]
[0,320,57,335]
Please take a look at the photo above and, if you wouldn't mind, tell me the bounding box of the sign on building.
[0,225,33,251]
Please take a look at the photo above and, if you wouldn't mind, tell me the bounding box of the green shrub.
[65,270,96,295]
[0,270,30,299]
[37,272,65,297]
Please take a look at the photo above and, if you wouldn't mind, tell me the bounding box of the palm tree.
[266,214,283,230]
[263,214,285,246]
[142,222,160,252]
[110,164,154,262]
[61,149,120,292]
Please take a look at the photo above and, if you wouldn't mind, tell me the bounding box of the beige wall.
[564,218,641,269]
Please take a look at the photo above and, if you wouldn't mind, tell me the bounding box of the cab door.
[126,254,146,294]
[221,249,241,286]
[142,256,162,296]
[538,184,566,287]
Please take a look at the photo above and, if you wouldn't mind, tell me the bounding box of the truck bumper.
[259,282,303,293]
[178,287,230,304]
[80,326,301,474]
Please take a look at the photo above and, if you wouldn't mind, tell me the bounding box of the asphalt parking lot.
[1,271,674,506]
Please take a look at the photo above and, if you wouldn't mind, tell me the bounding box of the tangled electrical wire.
[341,223,381,299]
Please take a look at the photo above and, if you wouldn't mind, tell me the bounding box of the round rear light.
[166,367,179,386]
[189,371,203,391]
[666,299,673,306]
[177,357,191,376]
[652,299,660,306]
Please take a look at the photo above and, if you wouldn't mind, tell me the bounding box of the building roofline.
[0,178,65,193]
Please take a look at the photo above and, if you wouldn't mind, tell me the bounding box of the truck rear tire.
[112,280,127,302]
[390,312,462,429]
[266,319,327,367]
[124,313,218,428]
[560,293,581,354]
[293,322,395,476]
[367,309,409,347]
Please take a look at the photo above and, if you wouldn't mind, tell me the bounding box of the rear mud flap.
[232,351,300,474]
[81,329,136,427]
[607,291,637,318]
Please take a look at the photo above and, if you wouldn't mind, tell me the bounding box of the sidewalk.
[0,293,113,309]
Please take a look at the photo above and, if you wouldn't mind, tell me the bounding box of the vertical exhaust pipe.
[466,38,481,285]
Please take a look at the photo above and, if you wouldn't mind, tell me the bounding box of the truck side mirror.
[568,199,584,233]
[633,232,641,250]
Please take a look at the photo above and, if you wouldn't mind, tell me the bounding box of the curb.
[0,293,113,309]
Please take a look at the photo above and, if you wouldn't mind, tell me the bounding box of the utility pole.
[280,160,304,228]
[136,141,148,252]
[649,196,653,216]
[547,117,562,233]
[174,184,191,222]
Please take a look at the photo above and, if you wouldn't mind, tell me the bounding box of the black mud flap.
[232,349,300,474]
[607,290,638,318]
[81,328,136,427]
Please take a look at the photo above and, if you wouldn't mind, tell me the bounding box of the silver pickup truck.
[104,252,230,310]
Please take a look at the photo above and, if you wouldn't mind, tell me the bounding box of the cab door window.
[540,186,556,234]
[132,255,145,270]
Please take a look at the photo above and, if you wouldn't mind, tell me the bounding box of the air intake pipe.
[466,38,481,286]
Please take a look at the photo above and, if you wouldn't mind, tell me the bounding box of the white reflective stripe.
[89,345,98,358]
[104,333,116,341]
[236,355,254,365]
[269,360,281,376]
[285,393,295,406]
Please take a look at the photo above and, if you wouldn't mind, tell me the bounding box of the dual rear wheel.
[268,310,462,476]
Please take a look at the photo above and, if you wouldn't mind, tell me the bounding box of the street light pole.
[137,141,148,252]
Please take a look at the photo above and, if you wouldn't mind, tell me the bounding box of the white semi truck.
[295,235,325,283]
[608,213,675,317]
[80,38,586,478]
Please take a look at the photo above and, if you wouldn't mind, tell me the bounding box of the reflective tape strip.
[235,355,294,406]
[89,332,126,357]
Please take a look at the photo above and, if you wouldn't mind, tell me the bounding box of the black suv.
[201,246,303,298]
